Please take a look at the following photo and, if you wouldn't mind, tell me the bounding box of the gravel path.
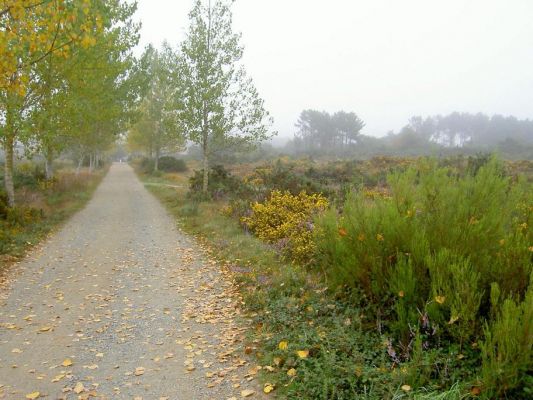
[0,163,262,400]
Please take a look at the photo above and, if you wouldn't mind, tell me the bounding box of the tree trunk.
[3,134,15,207]
[202,117,209,193]
[89,153,94,173]
[201,2,212,195]
[45,147,54,180]
[202,148,209,194]
[76,157,83,175]
[154,147,160,172]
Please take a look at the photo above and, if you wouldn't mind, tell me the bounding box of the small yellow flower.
[376,233,384,241]
[338,228,348,237]
[435,295,446,304]
[357,233,366,242]
[398,290,405,298]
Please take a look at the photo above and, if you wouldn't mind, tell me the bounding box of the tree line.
[286,111,533,159]
[291,110,365,154]
[128,0,274,192]
[1,0,139,206]
[2,0,273,206]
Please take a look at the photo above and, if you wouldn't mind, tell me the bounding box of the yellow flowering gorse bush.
[241,190,328,264]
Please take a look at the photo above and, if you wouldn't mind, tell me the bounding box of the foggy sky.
[135,0,533,139]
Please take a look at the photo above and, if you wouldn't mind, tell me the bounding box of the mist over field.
[135,0,533,138]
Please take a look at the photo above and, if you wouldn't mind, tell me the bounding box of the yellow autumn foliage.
[0,0,102,93]
[242,190,328,264]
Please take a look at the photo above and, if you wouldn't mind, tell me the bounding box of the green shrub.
[13,161,46,189]
[251,160,331,196]
[157,156,187,172]
[140,156,187,173]
[426,250,483,346]
[241,190,328,264]
[189,165,251,200]
[480,279,532,399]
[0,191,8,219]
[314,157,532,393]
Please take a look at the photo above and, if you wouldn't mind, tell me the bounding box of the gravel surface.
[0,163,263,400]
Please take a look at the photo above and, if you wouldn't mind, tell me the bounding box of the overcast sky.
[134,0,533,139]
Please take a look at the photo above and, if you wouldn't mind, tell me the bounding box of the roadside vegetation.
[126,2,531,398]
[1,1,139,208]
[136,154,532,399]
[1,1,138,265]
[0,161,107,268]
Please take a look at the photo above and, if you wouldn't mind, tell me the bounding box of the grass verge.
[1,167,108,270]
[136,166,475,400]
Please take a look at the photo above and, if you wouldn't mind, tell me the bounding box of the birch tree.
[178,0,274,193]
[129,44,184,172]
[0,0,103,206]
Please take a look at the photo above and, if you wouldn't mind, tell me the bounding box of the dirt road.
[0,163,259,399]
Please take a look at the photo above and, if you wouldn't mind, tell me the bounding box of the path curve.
[0,163,258,399]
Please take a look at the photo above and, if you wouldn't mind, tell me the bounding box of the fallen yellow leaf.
[448,314,459,324]
[296,350,309,359]
[470,386,481,396]
[62,358,73,367]
[134,367,145,376]
[51,374,65,383]
[73,382,85,394]
[241,389,255,397]
[278,341,288,351]
[263,383,275,393]
[287,368,297,377]
[25,392,40,400]
[435,295,446,304]
[401,384,412,392]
